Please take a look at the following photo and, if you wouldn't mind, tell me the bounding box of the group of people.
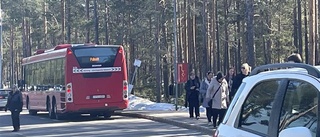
[184,52,303,128]
[184,63,251,127]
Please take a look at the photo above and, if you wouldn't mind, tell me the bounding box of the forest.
[0,0,319,103]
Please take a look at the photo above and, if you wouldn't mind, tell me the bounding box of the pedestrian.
[230,63,250,100]
[225,67,236,90]
[199,71,214,125]
[184,71,201,119]
[5,85,23,132]
[206,71,229,128]
[287,53,302,63]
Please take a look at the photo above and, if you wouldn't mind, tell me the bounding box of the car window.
[239,79,281,135]
[0,90,10,95]
[222,83,246,124]
[279,80,318,137]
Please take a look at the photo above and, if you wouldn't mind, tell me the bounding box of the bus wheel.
[26,97,29,109]
[48,100,56,119]
[90,113,99,118]
[55,113,65,120]
[54,105,65,120]
[29,110,38,115]
[103,112,113,119]
[27,98,37,115]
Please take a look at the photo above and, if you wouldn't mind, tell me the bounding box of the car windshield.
[0,90,10,95]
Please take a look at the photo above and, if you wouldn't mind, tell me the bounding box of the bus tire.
[55,113,65,120]
[48,98,56,119]
[90,113,99,118]
[26,97,29,109]
[27,98,38,115]
[103,112,113,119]
[54,102,65,120]
[29,110,38,115]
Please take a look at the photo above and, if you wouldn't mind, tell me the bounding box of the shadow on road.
[0,110,124,127]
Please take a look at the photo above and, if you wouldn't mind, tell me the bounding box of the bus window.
[72,47,118,68]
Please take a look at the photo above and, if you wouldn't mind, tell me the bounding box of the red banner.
[177,63,188,83]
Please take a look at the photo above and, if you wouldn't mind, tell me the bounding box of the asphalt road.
[0,110,210,137]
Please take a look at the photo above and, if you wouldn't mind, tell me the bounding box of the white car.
[215,63,319,137]
[0,89,11,110]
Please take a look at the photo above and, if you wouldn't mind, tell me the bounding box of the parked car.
[215,63,319,137]
[0,89,12,110]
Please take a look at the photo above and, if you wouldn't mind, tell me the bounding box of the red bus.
[21,44,128,119]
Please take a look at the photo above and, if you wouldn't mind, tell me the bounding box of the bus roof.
[23,44,123,65]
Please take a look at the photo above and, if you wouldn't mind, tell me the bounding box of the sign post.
[129,59,141,94]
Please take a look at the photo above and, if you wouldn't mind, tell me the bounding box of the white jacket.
[206,77,230,109]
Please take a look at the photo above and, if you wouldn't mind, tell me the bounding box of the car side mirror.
[279,127,313,137]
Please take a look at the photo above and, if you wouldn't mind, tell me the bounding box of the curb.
[114,112,214,136]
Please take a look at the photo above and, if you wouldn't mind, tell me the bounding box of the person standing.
[184,71,201,119]
[225,67,236,90]
[230,63,250,100]
[206,72,229,128]
[5,85,23,132]
[200,71,214,125]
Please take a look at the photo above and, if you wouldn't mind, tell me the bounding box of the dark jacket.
[230,73,248,96]
[184,76,200,102]
[6,91,23,112]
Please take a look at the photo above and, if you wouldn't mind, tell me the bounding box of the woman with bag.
[206,72,230,128]
[200,71,214,125]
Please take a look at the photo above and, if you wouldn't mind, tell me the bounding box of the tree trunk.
[304,2,309,63]
[211,0,216,71]
[26,19,31,57]
[266,0,272,64]
[94,0,99,44]
[183,0,188,63]
[178,3,183,63]
[297,0,303,55]
[22,7,27,58]
[277,19,281,62]
[293,1,298,49]
[75,28,78,43]
[187,0,192,70]
[85,0,90,43]
[246,0,256,67]
[43,0,48,48]
[202,0,208,76]
[66,0,71,43]
[155,1,161,103]
[61,0,65,44]
[216,0,220,71]
[104,0,109,44]
[161,3,169,102]
[192,1,197,73]
[10,25,14,87]
[318,0,320,65]
[308,0,316,65]
[223,0,229,73]
[314,0,318,64]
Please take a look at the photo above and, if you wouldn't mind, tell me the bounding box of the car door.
[274,77,319,137]
[218,75,284,137]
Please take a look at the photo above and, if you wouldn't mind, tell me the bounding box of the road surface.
[0,110,210,137]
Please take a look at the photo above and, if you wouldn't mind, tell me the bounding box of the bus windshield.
[72,47,118,68]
